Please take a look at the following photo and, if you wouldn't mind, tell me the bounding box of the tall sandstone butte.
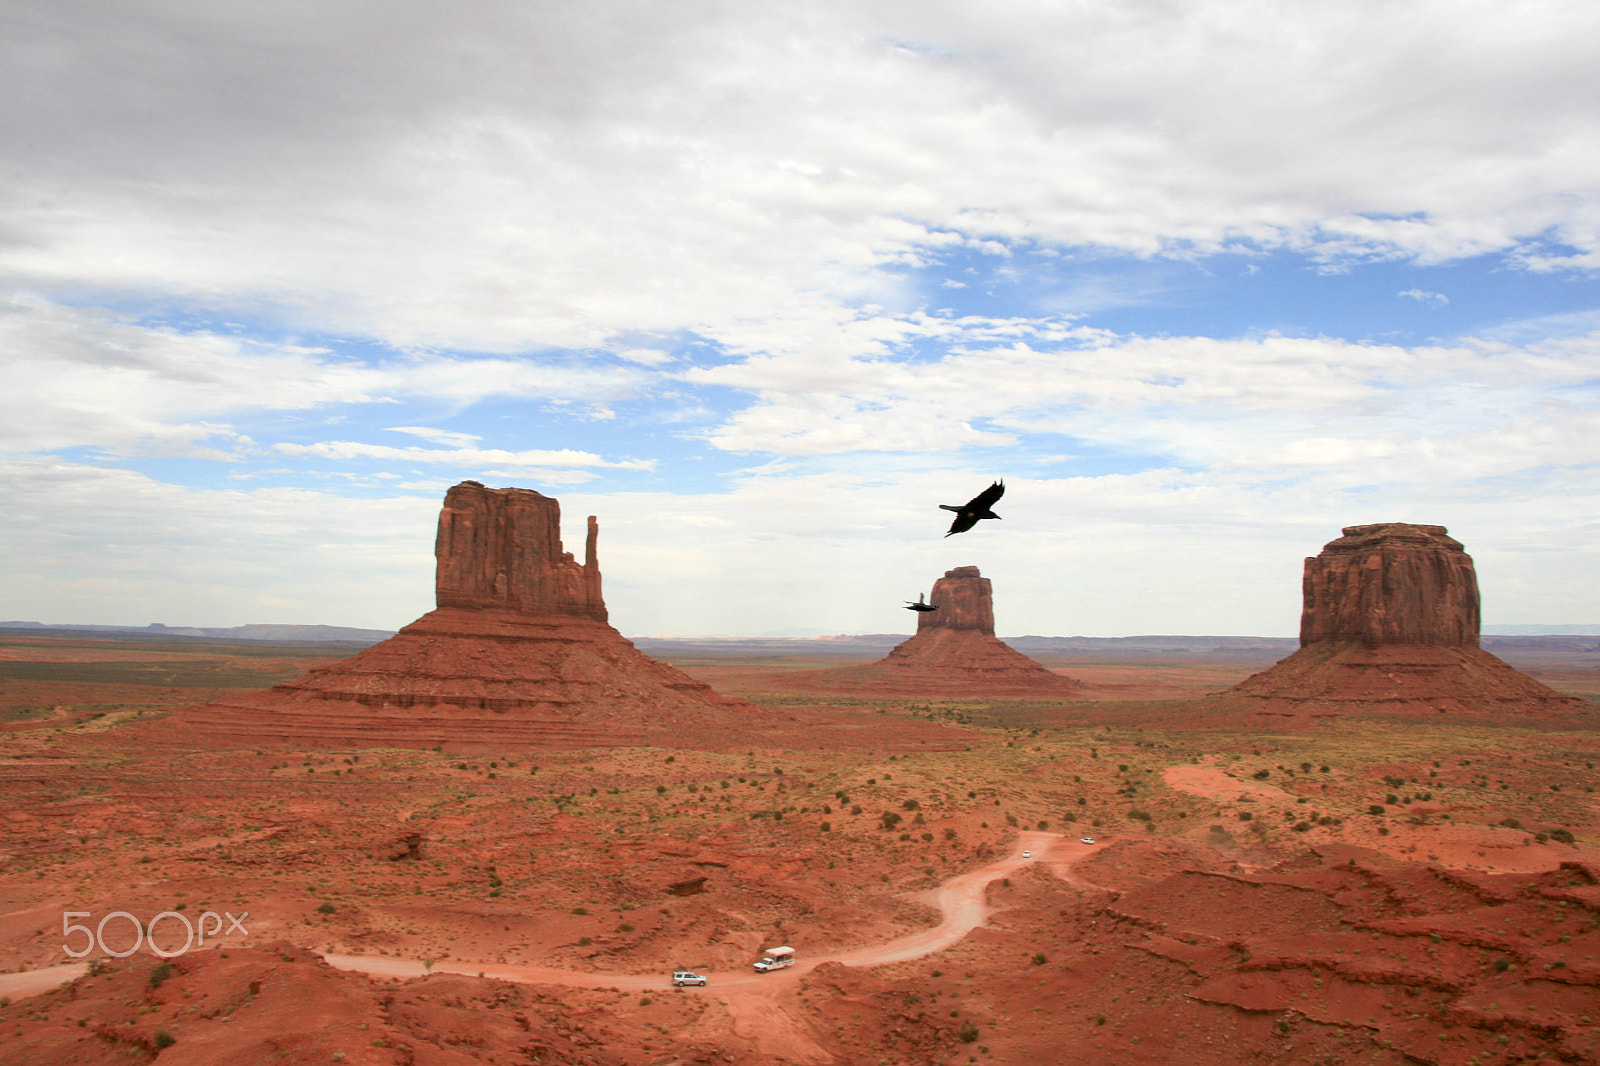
[1299,523,1479,647]
[184,481,781,750]
[1211,522,1583,720]
[434,480,606,620]
[775,566,1081,696]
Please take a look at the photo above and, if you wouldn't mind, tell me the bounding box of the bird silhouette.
[939,479,1004,536]
[903,593,937,613]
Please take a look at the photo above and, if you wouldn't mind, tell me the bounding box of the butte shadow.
[765,566,1083,698]
[1186,523,1591,726]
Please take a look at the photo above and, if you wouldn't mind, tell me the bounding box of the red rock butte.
[182,481,781,750]
[774,566,1082,697]
[1209,523,1586,720]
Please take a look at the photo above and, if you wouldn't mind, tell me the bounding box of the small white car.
[671,971,708,987]
[1080,837,1096,845]
[1021,850,1031,858]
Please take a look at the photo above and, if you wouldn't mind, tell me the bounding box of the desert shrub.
[921,832,934,842]
[1500,817,1522,829]
[1238,811,1253,821]
[1252,769,1270,780]
[1550,828,1575,844]
[1292,821,1311,832]
[577,937,592,946]
[572,907,589,915]
[1127,809,1152,822]
[819,822,831,832]
[957,1022,980,1043]
[149,961,173,988]
[880,811,903,830]
[154,1031,176,1049]
[1369,805,1386,815]
[1031,952,1047,965]
[943,828,957,840]
[317,902,336,914]
[902,798,920,810]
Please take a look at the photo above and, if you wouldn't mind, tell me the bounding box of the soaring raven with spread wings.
[939,480,1004,537]
[904,593,937,613]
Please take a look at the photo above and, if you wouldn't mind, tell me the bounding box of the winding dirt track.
[0,832,1102,1064]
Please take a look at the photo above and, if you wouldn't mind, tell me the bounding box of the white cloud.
[617,349,676,366]
[1398,288,1449,306]
[0,298,653,456]
[272,441,655,472]
[690,327,1600,483]
[387,426,482,447]
[2,0,1597,359]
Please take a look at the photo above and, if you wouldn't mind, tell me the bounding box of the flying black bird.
[939,479,1004,536]
[903,593,937,613]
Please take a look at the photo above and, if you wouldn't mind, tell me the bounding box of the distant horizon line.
[5,620,1599,641]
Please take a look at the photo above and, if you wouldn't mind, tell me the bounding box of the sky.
[3,0,1600,638]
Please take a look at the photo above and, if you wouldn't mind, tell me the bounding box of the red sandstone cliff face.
[1300,523,1478,646]
[435,481,606,621]
[915,565,994,634]
[773,566,1081,697]
[183,481,783,750]
[1205,523,1584,722]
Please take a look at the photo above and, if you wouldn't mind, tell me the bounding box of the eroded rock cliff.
[774,566,1081,697]
[1203,523,1583,722]
[183,481,782,750]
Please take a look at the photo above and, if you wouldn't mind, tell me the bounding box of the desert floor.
[0,629,1597,1065]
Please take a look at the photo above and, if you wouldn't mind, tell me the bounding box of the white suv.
[671,971,708,986]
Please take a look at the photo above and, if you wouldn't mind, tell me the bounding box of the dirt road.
[0,832,1099,1063]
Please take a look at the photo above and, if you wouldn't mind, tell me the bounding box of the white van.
[753,946,795,972]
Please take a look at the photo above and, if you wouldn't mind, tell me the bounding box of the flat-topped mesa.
[435,480,605,621]
[1300,523,1478,647]
[917,566,995,635]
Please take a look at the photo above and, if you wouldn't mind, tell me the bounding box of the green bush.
[148,961,173,988]
[1368,805,1386,816]
[154,1031,176,1049]
[957,1022,980,1043]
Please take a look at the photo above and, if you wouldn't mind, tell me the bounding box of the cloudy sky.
[4,0,1600,637]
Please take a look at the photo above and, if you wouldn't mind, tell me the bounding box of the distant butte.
[773,566,1082,697]
[181,481,786,750]
[1203,522,1588,721]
